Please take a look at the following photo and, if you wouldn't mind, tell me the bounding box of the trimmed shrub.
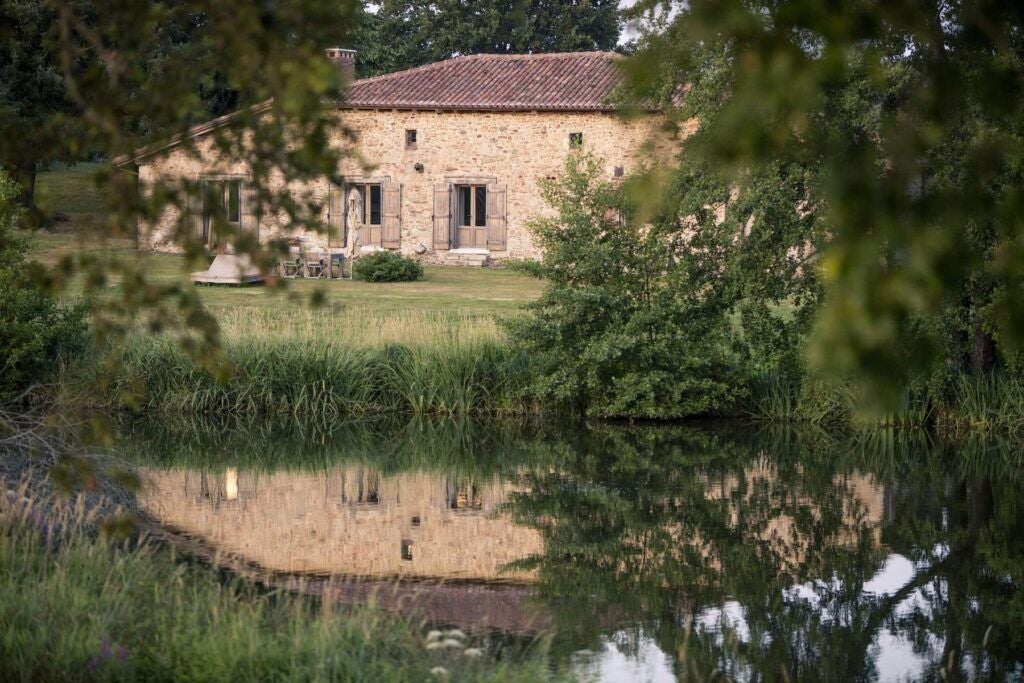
[353,251,423,283]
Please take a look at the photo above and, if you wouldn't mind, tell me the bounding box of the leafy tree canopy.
[624,0,1024,402]
[352,0,621,77]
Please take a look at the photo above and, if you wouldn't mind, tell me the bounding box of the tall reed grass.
[747,368,1024,437]
[0,475,562,682]
[937,373,1024,437]
[66,309,535,417]
[745,370,933,429]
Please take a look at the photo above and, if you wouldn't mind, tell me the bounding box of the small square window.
[569,132,583,148]
[613,166,624,178]
[405,129,417,148]
[411,515,421,526]
[401,539,414,561]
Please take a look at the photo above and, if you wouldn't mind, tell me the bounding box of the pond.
[115,417,1024,681]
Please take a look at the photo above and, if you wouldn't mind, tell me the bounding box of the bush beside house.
[353,251,424,283]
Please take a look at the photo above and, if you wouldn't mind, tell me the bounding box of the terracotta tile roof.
[115,52,645,165]
[343,52,629,112]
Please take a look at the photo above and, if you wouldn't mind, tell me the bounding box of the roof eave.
[113,100,274,167]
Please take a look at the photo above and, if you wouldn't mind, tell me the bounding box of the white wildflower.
[430,666,448,679]
[426,641,446,650]
[463,648,484,658]
[426,630,444,642]
[442,638,464,649]
[444,629,467,640]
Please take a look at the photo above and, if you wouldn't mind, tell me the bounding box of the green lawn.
[30,232,542,318]
[35,162,109,215]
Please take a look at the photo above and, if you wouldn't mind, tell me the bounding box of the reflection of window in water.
[191,469,251,508]
[339,468,381,505]
[446,478,482,510]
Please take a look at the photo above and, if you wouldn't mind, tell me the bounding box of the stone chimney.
[325,48,356,83]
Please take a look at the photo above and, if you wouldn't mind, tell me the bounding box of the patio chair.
[304,250,326,279]
[281,248,303,278]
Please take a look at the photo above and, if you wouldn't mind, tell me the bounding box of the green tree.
[504,153,741,418]
[625,0,1024,402]
[0,0,83,219]
[352,0,621,77]
[0,170,87,402]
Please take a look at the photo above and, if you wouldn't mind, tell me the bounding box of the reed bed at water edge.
[65,309,534,417]
[746,370,933,428]
[747,368,1024,435]
[935,372,1024,437]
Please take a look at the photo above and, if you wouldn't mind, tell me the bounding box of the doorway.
[455,184,487,248]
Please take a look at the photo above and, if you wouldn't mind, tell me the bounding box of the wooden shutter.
[381,182,402,249]
[486,184,507,250]
[241,180,259,240]
[188,184,204,241]
[328,182,346,247]
[433,184,452,249]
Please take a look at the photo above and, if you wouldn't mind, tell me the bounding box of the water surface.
[117,418,1024,681]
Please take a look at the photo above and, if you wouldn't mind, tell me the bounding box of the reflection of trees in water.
[119,416,1024,677]
[504,425,1024,680]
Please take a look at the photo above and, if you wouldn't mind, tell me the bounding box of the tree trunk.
[970,315,997,375]
[10,161,43,227]
[12,161,37,209]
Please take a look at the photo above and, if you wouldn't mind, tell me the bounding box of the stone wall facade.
[137,107,673,262]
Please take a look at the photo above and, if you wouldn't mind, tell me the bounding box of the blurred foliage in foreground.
[1,0,361,390]
[624,0,1024,408]
[0,171,87,403]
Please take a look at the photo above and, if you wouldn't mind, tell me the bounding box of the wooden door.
[456,185,488,247]
[327,182,346,248]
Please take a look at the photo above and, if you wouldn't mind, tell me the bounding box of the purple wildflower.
[101,637,112,659]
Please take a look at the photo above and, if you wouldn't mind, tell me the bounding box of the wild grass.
[746,370,932,429]
[65,307,532,417]
[0,475,563,682]
[937,373,1024,437]
[746,367,1024,438]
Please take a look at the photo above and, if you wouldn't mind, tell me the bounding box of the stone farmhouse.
[129,49,674,265]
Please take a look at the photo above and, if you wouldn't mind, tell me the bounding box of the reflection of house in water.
[140,465,890,583]
[139,464,892,633]
[138,467,543,582]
